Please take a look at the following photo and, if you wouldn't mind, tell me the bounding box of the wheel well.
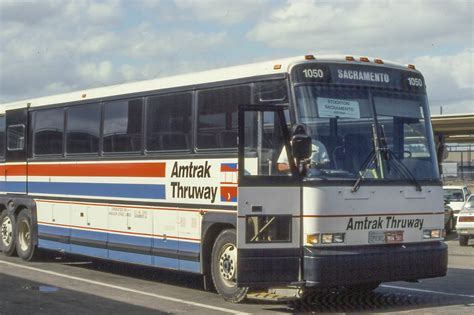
[202,223,234,278]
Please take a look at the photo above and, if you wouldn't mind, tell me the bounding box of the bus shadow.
[267,287,473,313]
[42,251,205,290]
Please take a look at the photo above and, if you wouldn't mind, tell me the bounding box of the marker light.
[374,58,384,64]
[81,93,87,98]
[273,64,282,70]
[360,57,370,62]
[345,56,355,61]
[305,54,315,60]
[408,64,416,70]
[307,233,320,245]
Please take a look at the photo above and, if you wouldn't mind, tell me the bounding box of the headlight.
[423,229,443,239]
[310,233,345,245]
[306,233,320,245]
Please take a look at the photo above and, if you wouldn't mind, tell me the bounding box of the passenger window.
[103,99,143,153]
[33,108,64,155]
[0,116,5,158]
[197,85,251,149]
[256,80,288,103]
[7,124,25,151]
[146,93,192,151]
[66,103,101,154]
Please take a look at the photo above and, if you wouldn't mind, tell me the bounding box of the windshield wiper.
[351,124,380,192]
[351,124,422,192]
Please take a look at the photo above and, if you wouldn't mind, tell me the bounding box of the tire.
[0,210,17,256]
[15,208,38,261]
[445,215,455,234]
[459,235,469,246]
[211,229,248,303]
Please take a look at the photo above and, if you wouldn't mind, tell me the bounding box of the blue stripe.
[38,239,70,252]
[0,181,27,193]
[28,182,165,199]
[39,224,70,237]
[37,224,199,272]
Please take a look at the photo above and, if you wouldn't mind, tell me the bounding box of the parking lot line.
[0,260,250,315]
[381,284,474,298]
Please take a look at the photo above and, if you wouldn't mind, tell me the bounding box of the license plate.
[368,231,385,244]
[369,231,404,244]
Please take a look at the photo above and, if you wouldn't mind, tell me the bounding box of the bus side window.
[66,103,100,155]
[197,85,251,150]
[103,99,143,153]
[146,93,192,151]
[33,108,64,156]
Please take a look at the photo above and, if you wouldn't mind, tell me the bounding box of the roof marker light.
[360,57,370,62]
[374,58,384,64]
[305,54,315,60]
[346,56,355,61]
[81,93,87,98]
[274,64,282,70]
[408,64,416,70]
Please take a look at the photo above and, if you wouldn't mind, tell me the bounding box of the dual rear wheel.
[0,208,37,260]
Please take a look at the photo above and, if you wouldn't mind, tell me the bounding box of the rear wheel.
[459,235,469,246]
[211,229,248,303]
[15,208,38,261]
[1,210,16,256]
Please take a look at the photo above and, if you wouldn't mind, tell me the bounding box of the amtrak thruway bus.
[0,54,447,302]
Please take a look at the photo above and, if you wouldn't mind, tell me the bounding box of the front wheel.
[1,210,17,256]
[15,208,38,261]
[211,229,248,303]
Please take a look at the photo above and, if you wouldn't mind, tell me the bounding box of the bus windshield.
[295,85,439,181]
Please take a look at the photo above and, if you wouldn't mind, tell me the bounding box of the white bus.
[0,54,447,302]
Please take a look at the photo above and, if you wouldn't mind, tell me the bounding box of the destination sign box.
[291,63,426,92]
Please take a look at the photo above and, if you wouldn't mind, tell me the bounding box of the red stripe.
[15,162,166,177]
[0,164,27,176]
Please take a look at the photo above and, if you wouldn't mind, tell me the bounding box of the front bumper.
[457,227,474,236]
[303,241,447,287]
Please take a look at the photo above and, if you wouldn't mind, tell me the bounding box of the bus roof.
[1,54,415,111]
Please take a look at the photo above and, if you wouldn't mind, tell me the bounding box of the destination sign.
[291,63,426,92]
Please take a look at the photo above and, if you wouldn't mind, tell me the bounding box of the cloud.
[174,0,270,24]
[415,49,474,114]
[247,0,473,58]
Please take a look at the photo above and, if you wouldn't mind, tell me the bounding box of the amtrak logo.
[220,163,237,202]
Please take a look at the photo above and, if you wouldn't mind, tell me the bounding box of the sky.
[0,0,473,114]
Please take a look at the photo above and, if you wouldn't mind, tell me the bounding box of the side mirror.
[292,133,312,160]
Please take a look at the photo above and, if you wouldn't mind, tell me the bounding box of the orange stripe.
[35,199,236,213]
[0,164,27,176]
[27,162,166,177]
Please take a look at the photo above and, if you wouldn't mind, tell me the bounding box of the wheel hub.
[1,216,13,246]
[219,243,237,286]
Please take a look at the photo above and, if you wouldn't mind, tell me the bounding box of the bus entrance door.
[236,105,301,287]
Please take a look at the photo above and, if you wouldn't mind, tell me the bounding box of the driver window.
[242,110,291,176]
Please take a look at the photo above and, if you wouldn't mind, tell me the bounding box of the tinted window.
[66,103,101,154]
[197,85,251,149]
[256,80,288,102]
[103,99,143,153]
[34,108,64,155]
[7,124,25,151]
[0,116,5,157]
[146,93,192,151]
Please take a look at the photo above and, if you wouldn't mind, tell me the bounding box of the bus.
[0,54,447,302]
